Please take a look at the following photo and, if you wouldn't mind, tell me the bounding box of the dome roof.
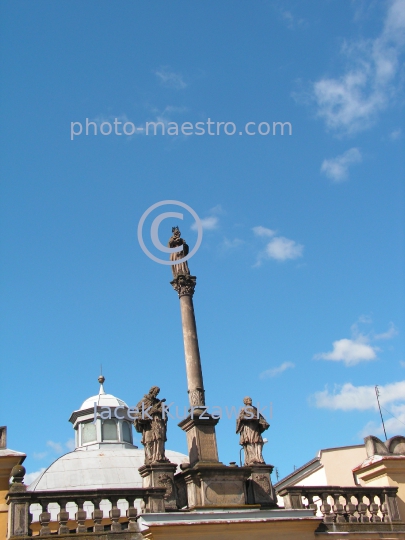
[80,392,127,411]
[28,448,188,492]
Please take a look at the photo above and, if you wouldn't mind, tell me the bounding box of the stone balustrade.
[7,487,166,537]
[278,485,401,524]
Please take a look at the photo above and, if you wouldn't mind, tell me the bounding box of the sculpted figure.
[168,226,190,278]
[236,396,269,466]
[134,386,169,465]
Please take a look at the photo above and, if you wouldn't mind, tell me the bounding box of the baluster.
[57,498,70,534]
[320,493,334,523]
[333,492,346,523]
[109,497,121,532]
[38,502,51,536]
[345,494,357,522]
[92,497,104,533]
[75,498,87,533]
[369,499,381,523]
[306,493,318,515]
[357,494,370,523]
[381,501,389,522]
[127,503,139,532]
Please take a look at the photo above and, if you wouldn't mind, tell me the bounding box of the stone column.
[171,273,221,471]
[171,275,205,407]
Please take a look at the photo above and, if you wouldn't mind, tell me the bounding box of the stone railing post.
[6,465,30,538]
[383,488,401,522]
[144,491,165,513]
[279,488,304,509]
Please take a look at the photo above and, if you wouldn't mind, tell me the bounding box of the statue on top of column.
[236,396,270,466]
[168,226,190,278]
[134,386,170,465]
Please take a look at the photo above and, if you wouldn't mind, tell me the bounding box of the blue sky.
[0,0,404,484]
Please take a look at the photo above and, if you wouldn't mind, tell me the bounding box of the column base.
[175,462,252,509]
[178,411,220,465]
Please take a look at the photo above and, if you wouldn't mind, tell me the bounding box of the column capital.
[170,275,197,297]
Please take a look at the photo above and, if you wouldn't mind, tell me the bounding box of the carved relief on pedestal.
[157,473,174,500]
[254,474,271,494]
[204,481,245,506]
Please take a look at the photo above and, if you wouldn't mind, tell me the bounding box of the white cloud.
[191,216,219,231]
[400,361,405,367]
[314,337,377,366]
[273,3,306,30]
[315,318,398,366]
[253,226,276,238]
[155,67,187,89]
[264,236,304,261]
[313,0,405,134]
[209,204,225,215]
[46,440,63,453]
[321,148,362,182]
[312,380,405,411]
[260,362,295,379]
[33,452,47,460]
[222,237,244,249]
[280,9,305,30]
[358,404,405,437]
[25,468,46,486]
[191,206,224,232]
[383,403,405,432]
[390,128,402,139]
[374,323,398,340]
[253,226,304,265]
[65,439,75,451]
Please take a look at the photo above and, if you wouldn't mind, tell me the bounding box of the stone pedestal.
[247,464,278,508]
[139,462,178,511]
[175,462,252,509]
[7,482,30,537]
[178,411,220,466]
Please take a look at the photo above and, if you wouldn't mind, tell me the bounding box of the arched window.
[122,421,132,443]
[102,419,118,441]
[82,422,96,444]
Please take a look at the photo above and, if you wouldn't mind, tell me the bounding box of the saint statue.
[236,396,269,466]
[134,386,170,465]
[168,226,190,278]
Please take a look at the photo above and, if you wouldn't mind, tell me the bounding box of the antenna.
[375,385,388,441]
[275,467,279,481]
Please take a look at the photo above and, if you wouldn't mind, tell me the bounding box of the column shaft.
[179,294,205,406]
